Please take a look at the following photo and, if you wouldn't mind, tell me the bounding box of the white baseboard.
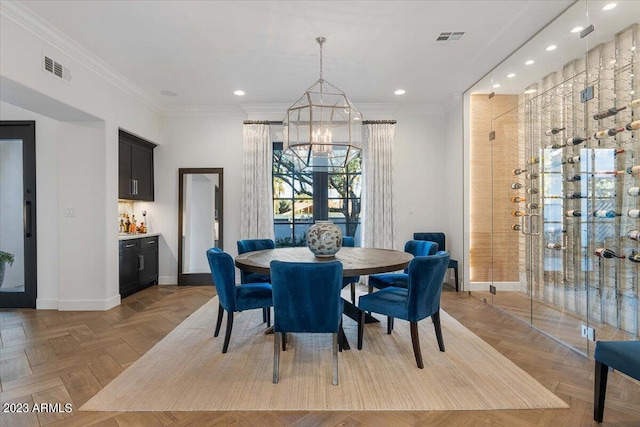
[159,276,176,285]
[36,298,59,310]
[469,281,524,292]
[57,294,121,311]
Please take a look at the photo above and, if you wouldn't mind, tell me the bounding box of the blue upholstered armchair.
[357,251,450,369]
[368,240,439,292]
[413,232,459,291]
[270,260,344,385]
[206,248,273,353]
[237,239,275,284]
[341,236,360,303]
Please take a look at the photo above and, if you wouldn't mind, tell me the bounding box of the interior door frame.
[0,121,37,308]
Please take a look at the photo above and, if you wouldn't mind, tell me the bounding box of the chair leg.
[262,308,267,324]
[357,309,365,350]
[453,266,459,292]
[273,332,280,384]
[350,282,356,305]
[214,303,224,337]
[266,307,271,327]
[222,311,234,353]
[332,332,339,386]
[410,321,424,369]
[387,316,394,334]
[282,332,287,351]
[432,311,445,352]
[594,360,608,423]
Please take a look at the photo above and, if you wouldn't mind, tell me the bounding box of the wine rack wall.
[511,23,640,337]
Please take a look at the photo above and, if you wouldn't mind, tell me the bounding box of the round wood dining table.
[234,246,413,277]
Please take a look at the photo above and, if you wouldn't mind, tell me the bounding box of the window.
[273,142,362,247]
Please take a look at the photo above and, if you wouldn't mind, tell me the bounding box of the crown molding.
[0,1,162,114]
[393,103,446,115]
[161,104,246,117]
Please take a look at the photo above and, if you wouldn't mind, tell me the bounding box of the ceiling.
[15,0,575,114]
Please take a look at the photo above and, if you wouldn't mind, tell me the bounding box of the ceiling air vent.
[436,31,465,42]
[43,55,72,83]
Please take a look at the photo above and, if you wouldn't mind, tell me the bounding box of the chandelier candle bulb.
[593,106,627,120]
[545,127,566,136]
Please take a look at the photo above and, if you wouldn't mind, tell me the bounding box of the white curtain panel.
[240,123,275,240]
[362,122,396,249]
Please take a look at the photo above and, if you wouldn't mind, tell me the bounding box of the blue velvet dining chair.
[237,239,275,284]
[357,251,450,369]
[368,240,438,292]
[414,232,459,292]
[270,260,344,385]
[341,236,360,303]
[206,247,273,353]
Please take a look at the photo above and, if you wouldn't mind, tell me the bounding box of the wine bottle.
[629,98,640,108]
[565,136,588,146]
[566,210,581,217]
[593,210,621,218]
[628,187,640,196]
[526,202,539,210]
[526,172,539,180]
[626,120,640,131]
[512,168,526,175]
[511,210,526,217]
[511,196,526,203]
[511,224,522,231]
[545,127,565,136]
[629,251,640,263]
[594,248,625,259]
[565,174,581,182]
[593,127,625,139]
[550,142,566,149]
[566,155,580,164]
[527,157,541,165]
[593,106,627,120]
[628,209,640,218]
[626,165,640,175]
[511,182,523,190]
[566,192,582,199]
[626,230,640,241]
[546,243,562,250]
[545,227,566,233]
[526,188,539,195]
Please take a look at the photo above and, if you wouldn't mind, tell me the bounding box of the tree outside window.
[273,142,362,247]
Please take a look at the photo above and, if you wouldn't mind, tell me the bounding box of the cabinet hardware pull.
[125,244,135,248]
[133,179,138,195]
[146,240,155,245]
[130,179,134,195]
[139,254,144,271]
[25,201,32,238]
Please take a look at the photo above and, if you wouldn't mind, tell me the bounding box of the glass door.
[0,121,37,308]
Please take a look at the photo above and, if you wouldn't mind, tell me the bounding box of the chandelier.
[283,37,363,172]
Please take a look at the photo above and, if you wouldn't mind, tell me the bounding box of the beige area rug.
[81,296,569,412]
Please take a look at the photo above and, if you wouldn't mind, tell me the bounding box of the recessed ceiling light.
[603,3,617,11]
[525,60,535,65]
[507,73,516,78]
[394,89,406,95]
[492,83,500,88]
[234,90,245,96]
[546,45,557,51]
[571,26,584,33]
[524,89,537,94]
[160,90,177,97]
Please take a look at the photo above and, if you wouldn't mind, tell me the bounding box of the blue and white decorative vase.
[306,220,342,257]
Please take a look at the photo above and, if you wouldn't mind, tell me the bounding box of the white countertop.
[118,232,161,241]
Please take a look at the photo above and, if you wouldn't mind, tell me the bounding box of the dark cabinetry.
[119,236,159,297]
[118,130,156,201]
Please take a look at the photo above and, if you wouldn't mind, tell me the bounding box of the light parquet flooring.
[1,285,639,426]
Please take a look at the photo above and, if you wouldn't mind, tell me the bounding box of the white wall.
[1,9,161,309]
